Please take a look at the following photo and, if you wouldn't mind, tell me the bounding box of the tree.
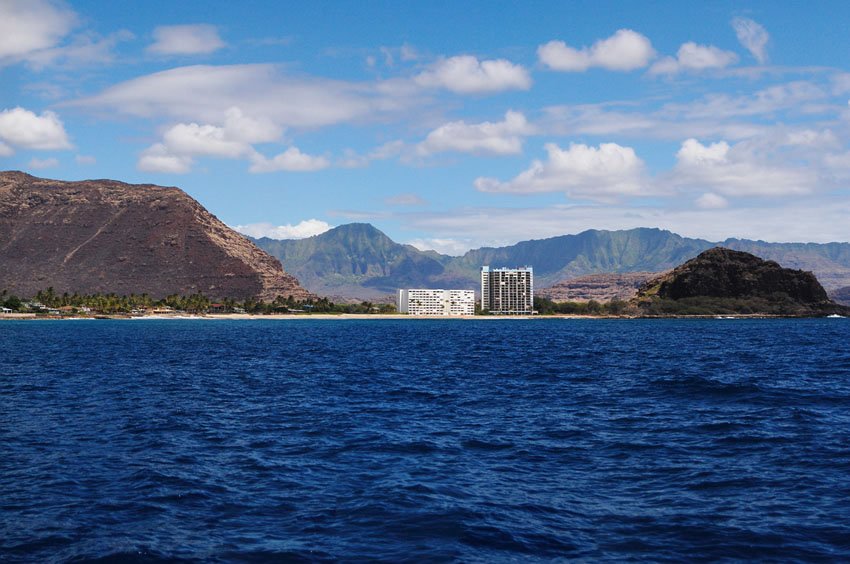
[3,295,22,311]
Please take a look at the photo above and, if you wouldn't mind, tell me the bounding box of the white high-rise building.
[481,266,534,314]
[398,289,475,316]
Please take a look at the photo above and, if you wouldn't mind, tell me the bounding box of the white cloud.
[475,142,649,200]
[161,108,280,157]
[0,142,12,156]
[25,29,134,69]
[0,107,71,151]
[732,17,769,64]
[376,44,418,66]
[823,150,850,178]
[541,103,766,141]
[417,111,532,156]
[0,0,76,64]
[537,29,655,72]
[782,128,839,148]
[832,73,850,95]
[75,154,96,165]
[249,147,330,173]
[69,64,418,129]
[28,156,59,169]
[234,219,333,240]
[414,55,531,94]
[400,43,418,61]
[696,192,729,209]
[650,42,738,75]
[148,24,225,55]
[660,81,826,120]
[137,143,193,174]
[670,138,815,196]
[391,199,850,251]
[162,122,250,158]
[407,237,471,256]
[137,107,284,172]
[338,140,406,168]
[385,193,427,206]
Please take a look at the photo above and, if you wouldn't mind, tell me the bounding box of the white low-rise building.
[398,289,475,316]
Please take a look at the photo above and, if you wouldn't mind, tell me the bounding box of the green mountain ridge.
[252,223,850,299]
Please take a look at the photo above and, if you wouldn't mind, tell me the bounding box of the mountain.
[254,224,850,299]
[446,228,711,287]
[254,223,453,298]
[635,247,846,316]
[830,286,850,306]
[0,171,311,301]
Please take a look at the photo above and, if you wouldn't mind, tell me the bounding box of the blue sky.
[2,0,850,254]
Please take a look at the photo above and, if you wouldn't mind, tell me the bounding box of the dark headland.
[633,247,850,317]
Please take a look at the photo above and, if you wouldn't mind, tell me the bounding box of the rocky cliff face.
[0,171,312,300]
[538,272,656,302]
[635,247,844,315]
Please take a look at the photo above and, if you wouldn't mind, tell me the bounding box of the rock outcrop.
[0,171,312,300]
[539,272,657,302]
[635,247,846,315]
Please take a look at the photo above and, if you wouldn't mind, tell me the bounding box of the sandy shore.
[1,312,594,320]
[204,313,544,320]
[4,312,813,321]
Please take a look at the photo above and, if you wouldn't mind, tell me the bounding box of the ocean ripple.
[1,318,849,561]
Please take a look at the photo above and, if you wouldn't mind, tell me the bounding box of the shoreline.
[1,312,843,321]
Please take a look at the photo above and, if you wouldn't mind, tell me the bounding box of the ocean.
[1,318,849,561]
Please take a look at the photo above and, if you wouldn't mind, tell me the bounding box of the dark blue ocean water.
[1,318,850,562]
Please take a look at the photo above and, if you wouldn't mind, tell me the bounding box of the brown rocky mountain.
[0,171,311,301]
[538,272,657,302]
[635,247,847,316]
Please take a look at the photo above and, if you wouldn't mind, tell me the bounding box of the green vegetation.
[635,294,820,316]
[0,287,397,316]
[533,296,630,316]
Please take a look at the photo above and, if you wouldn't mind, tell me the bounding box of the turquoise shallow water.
[1,318,850,561]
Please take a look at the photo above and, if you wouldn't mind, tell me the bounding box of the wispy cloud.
[68,64,426,128]
[385,193,427,206]
[732,17,769,64]
[28,156,59,169]
[147,24,225,56]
